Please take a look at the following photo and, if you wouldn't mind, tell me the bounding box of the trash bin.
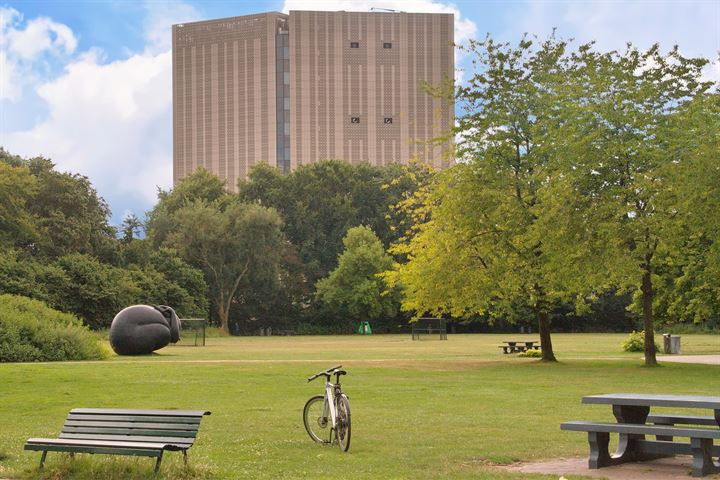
[663,333,681,354]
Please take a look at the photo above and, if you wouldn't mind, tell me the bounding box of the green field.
[1,333,718,479]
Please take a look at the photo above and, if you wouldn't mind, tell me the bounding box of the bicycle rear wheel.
[333,394,351,451]
[303,395,331,444]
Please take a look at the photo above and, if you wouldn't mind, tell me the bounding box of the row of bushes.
[0,294,106,362]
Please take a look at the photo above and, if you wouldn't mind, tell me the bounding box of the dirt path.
[502,455,720,479]
[658,354,720,365]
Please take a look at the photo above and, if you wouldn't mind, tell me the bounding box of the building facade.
[172,10,454,191]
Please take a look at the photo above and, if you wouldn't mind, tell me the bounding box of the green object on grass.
[357,321,372,335]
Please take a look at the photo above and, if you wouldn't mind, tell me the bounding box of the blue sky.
[1,0,718,226]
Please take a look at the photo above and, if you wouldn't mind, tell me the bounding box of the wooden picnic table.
[562,393,720,477]
[499,340,541,354]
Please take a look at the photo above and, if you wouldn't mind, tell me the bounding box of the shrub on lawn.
[0,294,107,362]
[621,330,659,352]
[518,349,543,358]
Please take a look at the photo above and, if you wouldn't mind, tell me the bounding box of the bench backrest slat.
[62,427,198,438]
[67,414,202,424]
[64,420,199,431]
[58,409,209,449]
[70,408,210,417]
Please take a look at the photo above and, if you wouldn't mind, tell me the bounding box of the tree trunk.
[537,309,557,362]
[641,264,657,366]
[217,292,230,335]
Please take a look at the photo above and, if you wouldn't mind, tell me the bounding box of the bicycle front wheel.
[334,394,351,451]
[303,395,331,444]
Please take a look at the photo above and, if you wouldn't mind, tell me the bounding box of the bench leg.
[588,431,612,468]
[587,431,646,469]
[39,451,47,470]
[691,438,720,477]
[183,450,188,466]
[154,452,163,474]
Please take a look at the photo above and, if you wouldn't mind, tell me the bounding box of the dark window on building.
[351,117,360,124]
[350,42,359,48]
[384,117,393,124]
[383,42,392,49]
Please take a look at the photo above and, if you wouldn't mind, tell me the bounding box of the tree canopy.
[316,226,399,324]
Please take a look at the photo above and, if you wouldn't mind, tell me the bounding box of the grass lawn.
[0,333,718,479]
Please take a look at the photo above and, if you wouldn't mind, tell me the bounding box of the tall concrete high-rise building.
[172,10,454,191]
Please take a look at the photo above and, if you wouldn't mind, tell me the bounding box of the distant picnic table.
[498,340,541,354]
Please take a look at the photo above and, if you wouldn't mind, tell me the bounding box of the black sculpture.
[109,305,181,355]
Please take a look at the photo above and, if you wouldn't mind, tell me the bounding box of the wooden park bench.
[24,408,211,473]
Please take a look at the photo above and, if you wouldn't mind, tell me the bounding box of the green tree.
[390,36,570,361]
[26,157,117,261]
[146,168,228,246]
[316,226,399,325]
[165,199,285,334]
[121,213,142,243]
[49,253,138,329]
[239,160,429,283]
[540,45,712,365]
[0,161,38,250]
[653,92,720,326]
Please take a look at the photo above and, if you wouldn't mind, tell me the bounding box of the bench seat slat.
[646,414,717,426]
[560,421,720,439]
[62,427,198,437]
[26,438,170,450]
[26,444,163,457]
[64,420,200,431]
[70,408,210,417]
[59,433,195,445]
[67,414,202,424]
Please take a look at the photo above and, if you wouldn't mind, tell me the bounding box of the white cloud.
[507,0,719,83]
[7,16,77,59]
[0,6,78,101]
[0,50,21,101]
[142,1,202,55]
[1,2,205,221]
[3,50,174,211]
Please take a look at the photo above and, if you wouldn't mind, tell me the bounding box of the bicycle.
[303,365,351,451]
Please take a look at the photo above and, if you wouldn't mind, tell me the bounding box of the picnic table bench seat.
[560,421,720,477]
[646,414,718,426]
[24,408,211,473]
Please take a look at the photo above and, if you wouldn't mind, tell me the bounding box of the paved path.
[659,354,720,365]
[503,455,720,480]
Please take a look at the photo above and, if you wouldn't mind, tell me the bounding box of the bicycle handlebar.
[307,365,343,382]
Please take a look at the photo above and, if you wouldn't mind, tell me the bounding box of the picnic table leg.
[612,405,651,461]
[39,451,47,470]
[588,431,613,468]
[691,438,720,477]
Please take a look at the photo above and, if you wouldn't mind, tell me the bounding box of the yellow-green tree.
[390,36,570,362]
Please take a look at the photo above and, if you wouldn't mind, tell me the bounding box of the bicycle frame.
[321,379,339,430]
